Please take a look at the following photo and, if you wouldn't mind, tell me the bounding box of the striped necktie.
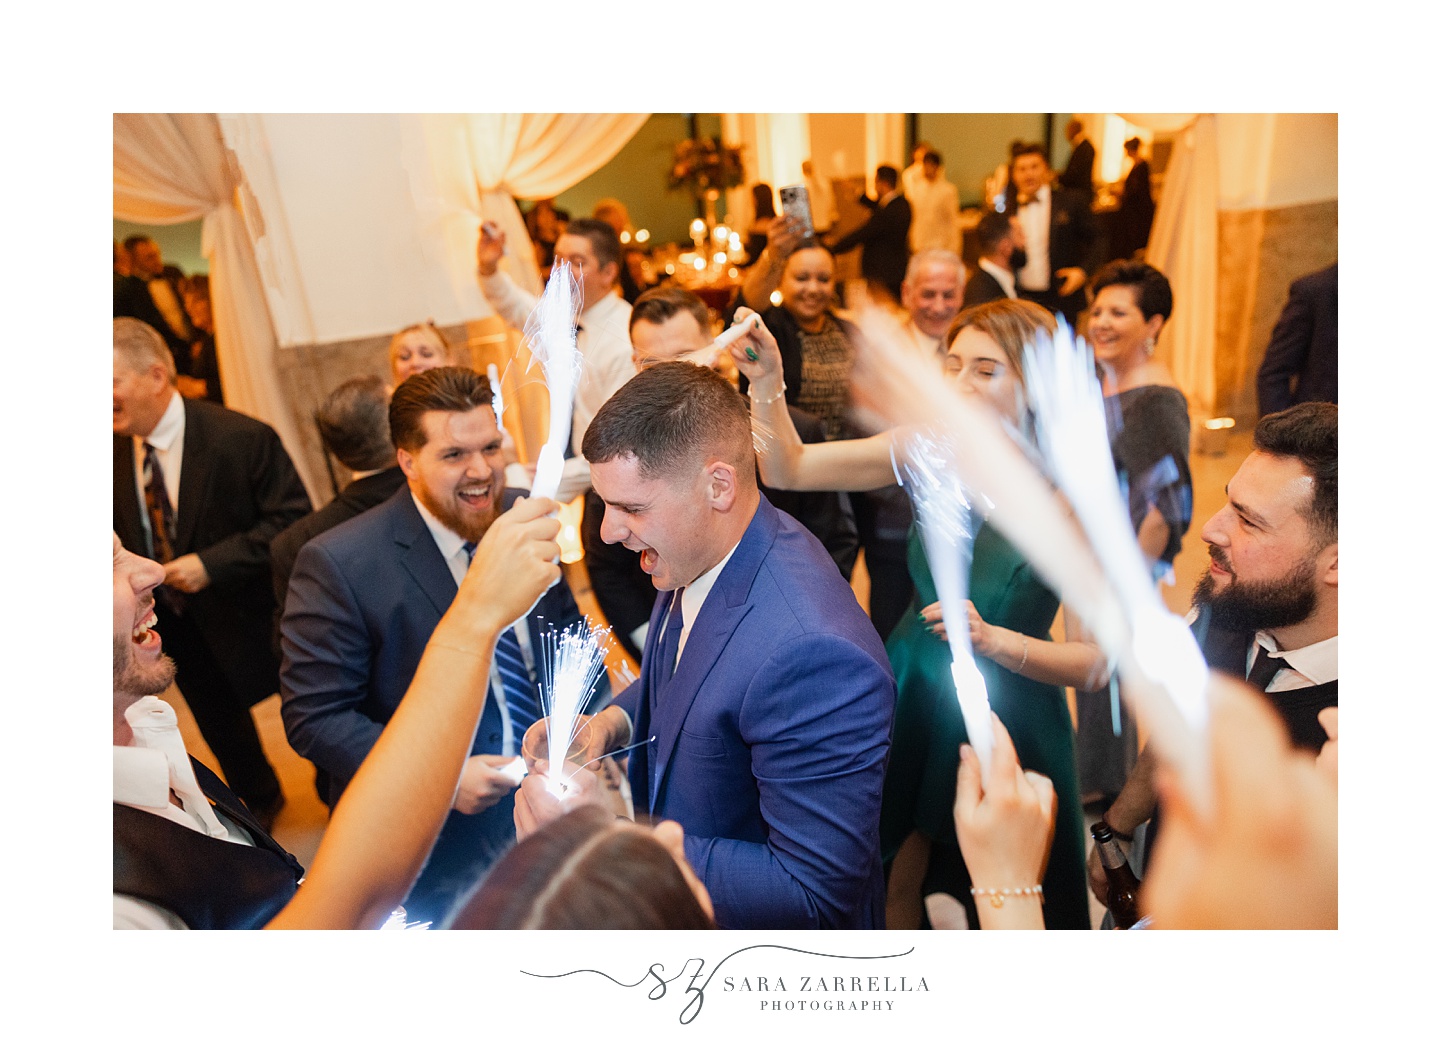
[142,441,176,563]
[463,541,541,754]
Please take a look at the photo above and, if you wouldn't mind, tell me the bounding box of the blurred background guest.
[962,211,1024,308]
[592,197,646,303]
[905,150,962,256]
[387,320,452,387]
[801,158,838,235]
[1108,137,1155,261]
[114,235,190,371]
[1257,261,1337,416]
[742,182,776,267]
[899,249,967,361]
[1005,144,1098,321]
[1059,118,1096,193]
[523,196,569,277]
[830,165,912,305]
[177,275,222,403]
[1076,260,1192,812]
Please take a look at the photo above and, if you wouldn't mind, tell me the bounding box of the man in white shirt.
[899,249,967,360]
[113,534,303,929]
[904,150,962,255]
[1006,143,1097,320]
[475,217,636,503]
[1088,402,1339,901]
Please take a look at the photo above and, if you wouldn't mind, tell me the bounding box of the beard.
[113,632,177,697]
[1192,550,1318,634]
[416,480,501,545]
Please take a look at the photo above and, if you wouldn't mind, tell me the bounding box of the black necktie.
[1246,644,1284,691]
[142,441,176,563]
[464,541,540,754]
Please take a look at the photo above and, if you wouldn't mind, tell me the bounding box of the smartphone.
[779,184,814,236]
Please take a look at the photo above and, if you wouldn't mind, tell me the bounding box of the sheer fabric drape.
[113,113,322,505]
[1124,113,1219,418]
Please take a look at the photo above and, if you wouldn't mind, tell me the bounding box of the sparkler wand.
[893,427,995,772]
[849,304,1208,803]
[536,620,610,793]
[1021,322,1208,792]
[522,258,583,502]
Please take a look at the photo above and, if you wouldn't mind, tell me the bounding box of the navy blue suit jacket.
[618,498,895,929]
[279,485,605,805]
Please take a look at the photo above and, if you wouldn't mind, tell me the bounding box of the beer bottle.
[1090,821,1143,929]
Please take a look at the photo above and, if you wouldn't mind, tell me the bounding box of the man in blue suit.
[523,362,895,929]
[280,366,607,925]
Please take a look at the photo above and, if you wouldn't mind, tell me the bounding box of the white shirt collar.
[411,490,469,583]
[675,539,741,663]
[140,390,185,450]
[978,257,1018,297]
[115,696,232,839]
[1254,632,1338,686]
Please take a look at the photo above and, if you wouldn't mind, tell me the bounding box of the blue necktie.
[649,590,685,716]
[464,541,541,754]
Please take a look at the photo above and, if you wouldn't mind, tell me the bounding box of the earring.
[1144,335,1156,357]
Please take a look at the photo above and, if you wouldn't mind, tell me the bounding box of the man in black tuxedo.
[1257,262,1337,416]
[1086,403,1338,904]
[831,165,912,303]
[113,318,311,825]
[1059,118,1096,192]
[114,237,190,373]
[963,210,1026,309]
[1006,144,1099,320]
[269,375,406,654]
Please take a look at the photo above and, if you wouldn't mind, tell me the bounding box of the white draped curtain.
[1127,113,1219,418]
[113,114,323,505]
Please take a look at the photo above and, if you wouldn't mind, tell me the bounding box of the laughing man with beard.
[279,367,607,925]
[1086,402,1337,907]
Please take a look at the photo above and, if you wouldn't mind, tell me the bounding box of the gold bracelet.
[969,885,1044,909]
[749,381,787,407]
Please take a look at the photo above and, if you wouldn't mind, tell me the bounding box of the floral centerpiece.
[668,138,745,196]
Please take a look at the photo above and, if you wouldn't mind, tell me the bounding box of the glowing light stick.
[522,259,583,502]
[892,427,995,772]
[1020,322,1208,779]
[848,304,1207,800]
[486,363,506,424]
[537,620,610,793]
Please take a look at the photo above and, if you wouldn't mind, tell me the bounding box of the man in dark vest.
[113,533,303,929]
[1088,402,1338,903]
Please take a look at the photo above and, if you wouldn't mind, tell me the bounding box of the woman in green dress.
[731,298,1106,930]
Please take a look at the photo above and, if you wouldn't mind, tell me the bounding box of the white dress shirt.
[978,257,1019,299]
[478,269,636,502]
[906,176,962,254]
[1246,632,1339,692]
[674,540,740,667]
[131,391,186,552]
[412,492,536,754]
[114,695,256,929]
[1016,185,1052,291]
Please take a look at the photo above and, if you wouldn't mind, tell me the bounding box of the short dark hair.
[317,375,394,472]
[751,182,776,220]
[1089,259,1174,323]
[976,210,1014,253]
[448,806,714,929]
[582,361,754,484]
[922,150,943,166]
[1066,118,1084,138]
[875,165,899,189]
[1125,136,1143,153]
[562,217,621,274]
[1253,402,1337,546]
[388,366,494,452]
[629,286,710,336]
[122,234,154,253]
[1012,143,1048,163]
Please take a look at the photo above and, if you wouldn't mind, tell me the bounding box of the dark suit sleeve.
[278,539,386,789]
[1257,277,1314,416]
[831,205,887,254]
[196,424,312,591]
[684,633,893,929]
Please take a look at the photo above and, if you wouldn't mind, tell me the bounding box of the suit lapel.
[389,488,460,616]
[113,436,147,553]
[645,499,778,811]
[173,399,211,553]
